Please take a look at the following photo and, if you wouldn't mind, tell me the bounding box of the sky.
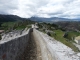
[0,0,80,18]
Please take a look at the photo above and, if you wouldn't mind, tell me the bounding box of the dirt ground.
[16,30,42,60]
[16,29,54,60]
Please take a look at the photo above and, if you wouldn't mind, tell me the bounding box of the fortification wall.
[0,29,32,60]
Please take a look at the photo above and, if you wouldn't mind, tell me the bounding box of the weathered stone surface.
[0,29,31,60]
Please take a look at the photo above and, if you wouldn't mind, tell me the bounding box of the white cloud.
[0,0,80,19]
[0,0,18,14]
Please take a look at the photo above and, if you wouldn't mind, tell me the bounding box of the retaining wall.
[0,29,32,60]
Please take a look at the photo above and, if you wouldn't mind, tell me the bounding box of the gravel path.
[33,29,53,60]
[16,29,42,60]
[16,28,55,60]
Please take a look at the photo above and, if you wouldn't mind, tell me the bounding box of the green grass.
[38,28,46,33]
[27,25,31,28]
[1,22,27,30]
[66,31,80,40]
[51,29,79,52]
[1,22,16,27]
[15,26,26,30]
[38,23,80,52]
[1,22,16,31]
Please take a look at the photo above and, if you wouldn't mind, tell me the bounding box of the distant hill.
[29,17,79,22]
[30,16,80,31]
[0,15,80,23]
[0,14,30,23]
[55,21,80,31]
[0,15,20,22]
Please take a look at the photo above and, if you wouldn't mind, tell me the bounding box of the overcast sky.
[0,0,80,18]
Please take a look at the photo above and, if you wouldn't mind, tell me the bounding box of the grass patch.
[15,26,26,30]
[1,22,15,27]
[66,31,80,40]
[1,22,16,30]
[51,29,79,52]
[38,29,46,33]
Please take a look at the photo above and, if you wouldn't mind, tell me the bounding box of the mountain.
[30,17,80,31]
[55,21,80,31]
[0,14,80,23]
[0,15,20,22]
[0,14,30,23]
[29,17,80,22]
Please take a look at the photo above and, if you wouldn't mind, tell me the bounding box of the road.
[17,28,56,60]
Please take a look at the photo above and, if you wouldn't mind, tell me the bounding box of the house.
[75,36,80,45]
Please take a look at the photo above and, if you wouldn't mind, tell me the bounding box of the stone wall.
[0,29,32,60]
[78,40,80,45]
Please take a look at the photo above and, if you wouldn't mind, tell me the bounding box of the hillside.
[0,14,32,23]
[55,21,80,31]
[0,15,20,22]
[0,14,35,30]
[29,17,80,22]
[30,16,80,32]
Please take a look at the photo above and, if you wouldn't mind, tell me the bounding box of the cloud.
[0,0,18,14]
[0,0,80,19]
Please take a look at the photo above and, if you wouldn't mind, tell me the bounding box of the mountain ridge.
[0,14,31,23]
[29,17,80,22]
[0,14,80,23]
